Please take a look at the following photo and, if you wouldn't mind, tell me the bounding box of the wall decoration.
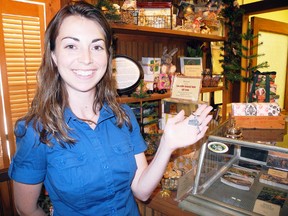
[112,55,143,95]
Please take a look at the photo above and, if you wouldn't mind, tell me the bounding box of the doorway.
[251,17,288,111]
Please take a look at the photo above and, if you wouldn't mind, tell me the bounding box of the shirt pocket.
[112,141,137,183]
[48,152,89,209]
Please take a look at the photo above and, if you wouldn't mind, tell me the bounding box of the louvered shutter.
[0,0,45,168]
[3,14,41,124]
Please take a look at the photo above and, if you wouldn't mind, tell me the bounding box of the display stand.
[178,120,288,216]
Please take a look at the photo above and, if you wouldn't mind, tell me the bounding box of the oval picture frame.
[112,55,143,95]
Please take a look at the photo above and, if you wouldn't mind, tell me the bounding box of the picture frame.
[112,55,143,95]
[171,76,202,101]
[180,57,203,77]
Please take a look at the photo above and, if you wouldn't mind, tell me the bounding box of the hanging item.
[248,71,279,103]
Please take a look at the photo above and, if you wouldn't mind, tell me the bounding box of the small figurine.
[157,47,178,93]
[225,115,242,139]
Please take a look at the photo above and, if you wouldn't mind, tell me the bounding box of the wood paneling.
[0,168,16,216]
[113,33,188,70]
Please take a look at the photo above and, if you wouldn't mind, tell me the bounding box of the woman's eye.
[93,45,104,51]
[65,44,76,49]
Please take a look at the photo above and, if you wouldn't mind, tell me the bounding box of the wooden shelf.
[110,23,226,42]
[117,86,225,104]
[117,92,171,104]
[201,86,225,93]
[112,22,227,121]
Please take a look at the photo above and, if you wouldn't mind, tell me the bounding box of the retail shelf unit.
[178,120,288,216]
[111,23,227,120]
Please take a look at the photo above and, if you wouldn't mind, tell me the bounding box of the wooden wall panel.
[113,33,190,71]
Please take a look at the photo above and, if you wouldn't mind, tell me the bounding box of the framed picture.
[180,57,203,77]
[112,55,143,95]
[171,76,202,101]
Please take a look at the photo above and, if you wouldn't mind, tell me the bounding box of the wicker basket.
[121,7,138,24]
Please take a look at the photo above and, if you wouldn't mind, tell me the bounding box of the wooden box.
[233,114,286,129]
[242,128,286,142]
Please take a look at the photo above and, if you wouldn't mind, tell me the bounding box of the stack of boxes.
[141,57,161,92]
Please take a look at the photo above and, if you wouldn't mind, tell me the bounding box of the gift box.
[232,103,281,116]
[248,71,278,103]
[142,57,161,75]
[232,102,284,129]
[137,2,172,29]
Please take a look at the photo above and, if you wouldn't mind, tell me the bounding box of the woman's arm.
[13,181,46,216]
[131,104,212,201]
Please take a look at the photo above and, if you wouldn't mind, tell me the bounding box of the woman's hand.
[161,104,213,152]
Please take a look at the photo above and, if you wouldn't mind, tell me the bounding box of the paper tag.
[253,199,281,216]
[268,168,288,179]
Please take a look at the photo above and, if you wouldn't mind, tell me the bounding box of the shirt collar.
[63,103,115,124]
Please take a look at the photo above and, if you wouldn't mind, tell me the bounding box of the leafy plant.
[220,0,269,84]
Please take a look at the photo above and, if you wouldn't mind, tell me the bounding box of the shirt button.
[103,165,109,169]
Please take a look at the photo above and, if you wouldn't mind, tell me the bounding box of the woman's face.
[52,15,108,95]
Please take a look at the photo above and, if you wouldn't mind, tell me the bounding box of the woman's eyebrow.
[61,36,79,41]
[61,37,104,43]
[92,38,105,43]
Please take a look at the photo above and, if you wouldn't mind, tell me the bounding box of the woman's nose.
[78,49,92,64]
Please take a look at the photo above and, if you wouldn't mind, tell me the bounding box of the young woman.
[9,1,212,215]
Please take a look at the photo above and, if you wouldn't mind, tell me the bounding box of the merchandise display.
[178,120,288,216]
[231,102,285,129]
[253,187,287,216]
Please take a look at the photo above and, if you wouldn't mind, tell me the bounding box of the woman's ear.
[51,52,57,66]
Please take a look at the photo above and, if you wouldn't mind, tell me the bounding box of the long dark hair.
[15,1,131,147]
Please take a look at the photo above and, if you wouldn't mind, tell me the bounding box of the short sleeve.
[8,121,47,184]
[122,104,147,154]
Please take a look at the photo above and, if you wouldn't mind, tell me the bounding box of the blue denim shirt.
[9,104,147,216]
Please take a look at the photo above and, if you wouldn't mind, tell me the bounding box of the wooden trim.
[111,23,226,42]
[240,15,249,103]
[241,0,288,15]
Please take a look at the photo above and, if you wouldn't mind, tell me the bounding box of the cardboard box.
[233,114,286,129]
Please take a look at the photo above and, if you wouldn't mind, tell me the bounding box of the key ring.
[188,113,200,134]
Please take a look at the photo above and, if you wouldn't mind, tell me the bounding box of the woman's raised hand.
[161,104,213,152]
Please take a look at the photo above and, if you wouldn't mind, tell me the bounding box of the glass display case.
[178,120,288,216]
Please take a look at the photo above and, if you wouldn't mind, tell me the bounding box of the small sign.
[171,76,202,101]
[180,57,202,77]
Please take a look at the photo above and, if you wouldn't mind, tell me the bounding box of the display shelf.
[113,21,228,120]
[110,23,226,42]
[200,86,224,93]
[178,120,288,216]
[117,92,171,104]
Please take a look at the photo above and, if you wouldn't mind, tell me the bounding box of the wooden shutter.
[0,0,45,168]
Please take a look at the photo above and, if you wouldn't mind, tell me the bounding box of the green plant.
[219,0,269,84]
[95,0,121,21]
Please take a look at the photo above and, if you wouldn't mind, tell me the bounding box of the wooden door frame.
[252,17,288,110]
[239,0,288,103]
